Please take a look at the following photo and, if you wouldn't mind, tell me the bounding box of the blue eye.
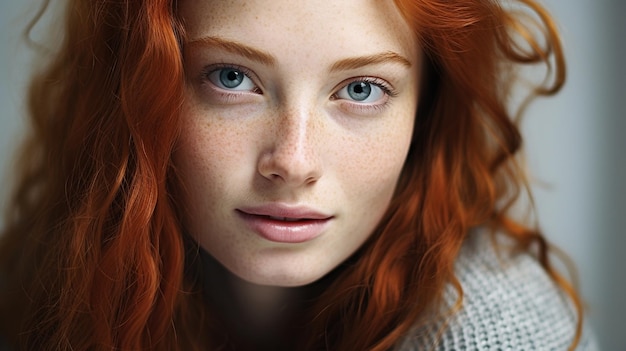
[336,80,385,103]
[207,67,257,91]
[347,82,371,101]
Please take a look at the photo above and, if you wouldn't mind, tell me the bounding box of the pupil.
[227,71,239,81]
[353,84,364,94]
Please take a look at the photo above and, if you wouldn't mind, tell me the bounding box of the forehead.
[179,0,418,61]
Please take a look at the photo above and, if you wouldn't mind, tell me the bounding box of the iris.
[347,82,372,101]
[220,69,245,88]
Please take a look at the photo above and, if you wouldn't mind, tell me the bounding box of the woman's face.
[176,0,421,286]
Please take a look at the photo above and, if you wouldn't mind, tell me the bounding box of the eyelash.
[199,64,398,111]
[335,77,398,99]
[200,63,262,95]
[330,77,398,115]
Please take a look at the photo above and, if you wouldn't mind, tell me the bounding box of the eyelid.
[330,76,398,115]
[201,63,263,94]
[333,76,397,99]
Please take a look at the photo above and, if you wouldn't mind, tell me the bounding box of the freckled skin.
[176,0,422,287]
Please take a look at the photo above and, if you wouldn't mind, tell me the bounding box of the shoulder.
[397,230,598,351]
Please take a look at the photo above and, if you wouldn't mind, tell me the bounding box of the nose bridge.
[258,100,323,186]
[278,105,312,157]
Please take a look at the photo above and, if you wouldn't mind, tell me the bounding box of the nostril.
[257,145,322,186]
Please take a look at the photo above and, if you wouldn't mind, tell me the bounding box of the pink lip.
[237,204,333,243]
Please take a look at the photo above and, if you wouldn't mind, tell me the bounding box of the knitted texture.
[397,231,597,351]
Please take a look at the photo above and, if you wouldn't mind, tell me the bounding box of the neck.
[198,249,301,349]
[229,275,290,327]
[193,242,349,350]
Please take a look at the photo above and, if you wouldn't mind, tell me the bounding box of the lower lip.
[237,211,331,243]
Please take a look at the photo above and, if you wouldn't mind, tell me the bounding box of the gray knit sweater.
[397,230,598,351]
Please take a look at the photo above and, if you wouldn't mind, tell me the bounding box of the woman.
[0,0,596,350]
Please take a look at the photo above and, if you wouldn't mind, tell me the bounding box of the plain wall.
[1,1,624,349]
[523,1,625,349]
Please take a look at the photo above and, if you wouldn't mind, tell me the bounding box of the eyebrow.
[330,52,412,72]
[186,36,412,71]
[186,36,277,66]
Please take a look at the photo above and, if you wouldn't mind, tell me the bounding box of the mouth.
[236,206,333,243]
[263,215,318,222]
[238,204,333,220]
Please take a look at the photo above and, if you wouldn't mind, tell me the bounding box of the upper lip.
[237,203,333,220]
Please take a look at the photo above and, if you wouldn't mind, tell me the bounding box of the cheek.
[174,110,252,210]
[339,119,414,199]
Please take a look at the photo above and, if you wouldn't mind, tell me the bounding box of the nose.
[257,106,323,187]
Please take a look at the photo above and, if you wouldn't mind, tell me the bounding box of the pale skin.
[175,0,422,341]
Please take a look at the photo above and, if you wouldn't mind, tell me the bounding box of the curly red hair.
[0,0,582,350]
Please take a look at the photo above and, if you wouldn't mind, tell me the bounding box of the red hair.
[0,0,582,350]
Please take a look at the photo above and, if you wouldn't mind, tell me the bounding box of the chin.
[231,263,331,288]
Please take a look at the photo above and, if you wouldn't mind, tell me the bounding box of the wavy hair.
[0,0,582,350]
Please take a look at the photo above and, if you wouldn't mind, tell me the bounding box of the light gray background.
[1,1,624,349]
